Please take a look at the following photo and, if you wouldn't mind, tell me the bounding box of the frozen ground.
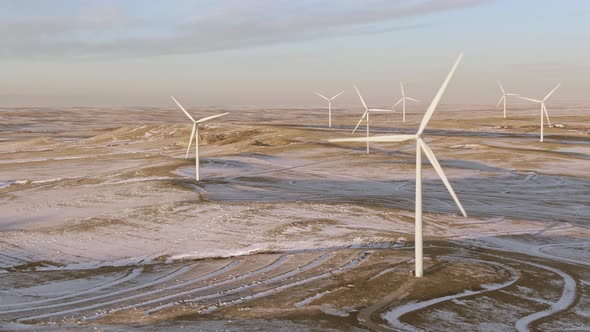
[0,106,589,331]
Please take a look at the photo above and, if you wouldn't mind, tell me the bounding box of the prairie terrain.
[1,105,589,331]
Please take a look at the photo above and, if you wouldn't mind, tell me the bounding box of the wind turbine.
[314,91,344,128]
[329,54,467,277]
[392,82,419,122]
[351,85,397,154]
[519,83,560,143]
[171,96,229,181]
[496,81,519,119]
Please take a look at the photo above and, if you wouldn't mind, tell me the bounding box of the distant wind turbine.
[330,53,467,278]
[171,96,229,181]
[392,82,419,122]
[519,83,560,143]
[496,81,519,119]
[314,91,344,128]
[351,85,397,154]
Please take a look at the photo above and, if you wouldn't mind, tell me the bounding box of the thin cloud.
[0,0,493,58]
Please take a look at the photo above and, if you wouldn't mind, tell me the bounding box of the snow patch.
[0,178,63,188]
[450,144,486,150]
[31,178,63,184]
[295,289,338,307]
[0,180,28,188]
[320,304,350,317]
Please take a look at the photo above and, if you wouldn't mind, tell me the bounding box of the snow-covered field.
[1,106,589,331]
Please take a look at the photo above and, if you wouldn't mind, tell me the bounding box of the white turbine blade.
[314,92,330,101]
[418,139,467,217]
[417,53,463,136]
[171,96,196,122]
[495,96,505,108]
[392,98,403,109]
[196,112,229,123]
[354,85,368,111]
[369,108,397,112]
[520,96,542,103]
[352,111,368,134]
[543,103,552,126]
[498,81,505,95]
[406,97,419,102]
[506,93,519,96]
[330,134,416,143]
[543,83,561,102]
[186,123,196,159]
[330,91,344,100]
[400,82,406,97]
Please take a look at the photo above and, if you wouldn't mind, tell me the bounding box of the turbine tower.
[496,81,519,119]
[314,91,344,128]
[519,83,560,143]
[330,54,467,277]
[171,96,228,181]
[392,82,419,122]
[351,85,396,154]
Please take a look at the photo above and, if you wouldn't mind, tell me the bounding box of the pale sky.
[0,0,588,107]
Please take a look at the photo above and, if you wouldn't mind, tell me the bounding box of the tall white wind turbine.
[314,91,344,128]
[519,83,560,143]
[351,85,397,154]
[496,81,519,119]
[392,82,419,122]
[330,54,467,277]
[171,96,229,181]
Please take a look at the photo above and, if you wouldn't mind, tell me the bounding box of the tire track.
[0,253,26,268]
[0,267,143,309]
[143,252,334,314]
[534,242,590,266]
[200,251,370,314]
[17,256,281,322]
[83,254,303,320]
[514,261,577,332]
[7,264,192,319]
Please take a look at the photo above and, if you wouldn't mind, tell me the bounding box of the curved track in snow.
[382,259,520,331]
[372,248,581,332]
[0,246,586,330]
